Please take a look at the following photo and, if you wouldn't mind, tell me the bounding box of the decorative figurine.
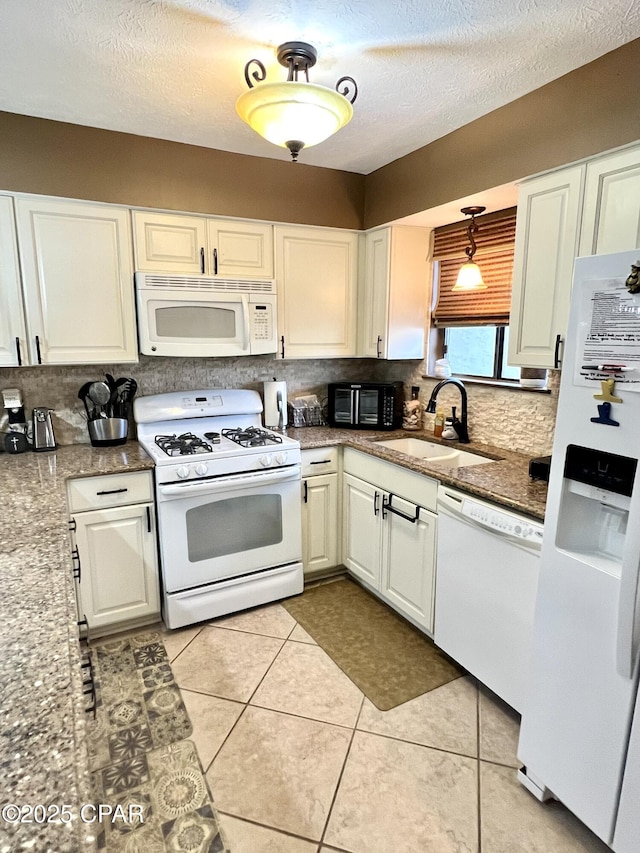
[625,261,640,294]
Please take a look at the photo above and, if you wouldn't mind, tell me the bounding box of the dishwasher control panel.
[461,499,544,544]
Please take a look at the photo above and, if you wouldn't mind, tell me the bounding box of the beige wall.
[0,113,365,229]
[364,39,640,228]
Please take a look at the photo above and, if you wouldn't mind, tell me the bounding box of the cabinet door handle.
[200,247,205,274]
[376,335,382,358]
[71,546,81,582]
[280,335,285,358]
[146,505,152,532]
[382,493,420,523]
[96,487,128,496]
[15,337,22,366]
[303,480,308,503]
[373,491,380,515]
[553,333,563,369]
[35,334,42,364]
[213,247,218,275]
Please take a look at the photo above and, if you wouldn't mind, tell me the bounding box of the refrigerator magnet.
[590,401,620,427]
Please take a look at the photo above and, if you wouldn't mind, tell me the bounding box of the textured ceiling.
[0,0,638,175]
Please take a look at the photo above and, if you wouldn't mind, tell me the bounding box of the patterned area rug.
[86,631,228,852]
[282,578,465,711]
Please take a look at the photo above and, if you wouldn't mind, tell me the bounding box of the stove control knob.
[260,454,272,467]
[275,452,288,465]
[195,463,208,476]
[177,466,190,479]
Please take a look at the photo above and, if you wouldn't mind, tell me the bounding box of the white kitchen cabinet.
[15,197,137,364]
[275,225,358,359]
[509,143,640,370]
[360,226,430,359]
[68,471,160,635]
[132,210,274,278]
[578,145,640,256]
[342,449,438,634]
[301,448,341,577]
[507,165,584,369]
[0,195,27,366]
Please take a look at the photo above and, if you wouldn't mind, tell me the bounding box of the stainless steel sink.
[375,437,495,468]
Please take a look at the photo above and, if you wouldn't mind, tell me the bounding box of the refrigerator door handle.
[616,538,640,679]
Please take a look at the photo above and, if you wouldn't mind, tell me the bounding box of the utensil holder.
[88,417,128,447]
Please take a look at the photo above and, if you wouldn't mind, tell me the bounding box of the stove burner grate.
[221,426,283,448]
[155,432,213,456]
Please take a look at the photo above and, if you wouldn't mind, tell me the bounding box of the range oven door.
[156,465,302,593]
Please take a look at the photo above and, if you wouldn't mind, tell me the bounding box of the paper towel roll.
[263,380,287,429]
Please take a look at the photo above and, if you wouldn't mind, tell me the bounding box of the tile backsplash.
[0,355,558,455]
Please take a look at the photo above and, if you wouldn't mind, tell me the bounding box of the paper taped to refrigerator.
[574,276,640,391]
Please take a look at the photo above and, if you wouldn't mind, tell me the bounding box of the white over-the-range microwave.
[135,272,278,357]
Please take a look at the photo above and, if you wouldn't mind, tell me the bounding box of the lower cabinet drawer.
[301,447,339,477]
[67,470,153,512]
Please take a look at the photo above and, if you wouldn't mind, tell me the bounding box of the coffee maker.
[2,388,29,453]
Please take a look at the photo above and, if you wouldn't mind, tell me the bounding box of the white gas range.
[134,389,303,629]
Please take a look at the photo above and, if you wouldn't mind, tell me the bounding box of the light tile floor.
[161,595,611,853]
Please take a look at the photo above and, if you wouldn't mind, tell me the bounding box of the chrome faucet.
[425,378,470,443]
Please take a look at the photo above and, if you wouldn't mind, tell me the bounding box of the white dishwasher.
[435,485,543,713]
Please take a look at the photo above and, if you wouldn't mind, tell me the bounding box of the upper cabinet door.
[579,145,640,256]
[132,210,207,274]
[16,198,137,365]
[0,195,27,366]
[275,225,358,359]
[360,226,429,360]
[208,219,273,279]
[507,166,584,369]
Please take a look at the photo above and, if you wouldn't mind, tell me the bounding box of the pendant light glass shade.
[453,261,487,291]
[237,41,357,161]
[236,82,353,151]
[452,205,487,291]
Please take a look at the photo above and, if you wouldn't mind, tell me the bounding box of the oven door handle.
[158,465,301,497]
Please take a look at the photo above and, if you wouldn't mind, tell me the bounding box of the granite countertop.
[287,426,548,521]
[0,428,546,849]
[0,442,154,852]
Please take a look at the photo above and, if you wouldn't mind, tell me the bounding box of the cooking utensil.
[114,377,138,419]
[88,381,110,418]
[78,381,94,419]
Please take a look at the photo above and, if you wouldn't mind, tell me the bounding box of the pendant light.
[453,206,487,291]
[236,41,358,162]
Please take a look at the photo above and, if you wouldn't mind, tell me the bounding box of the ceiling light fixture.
[453,205,488,291]
[236,41,358,163]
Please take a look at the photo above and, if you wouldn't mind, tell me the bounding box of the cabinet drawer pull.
[309,459,332,465]
[382,493,420,523]
[96,487,128,496]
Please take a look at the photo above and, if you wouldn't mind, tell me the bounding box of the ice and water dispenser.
[556,445,637,572]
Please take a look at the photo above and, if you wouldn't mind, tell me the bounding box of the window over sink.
[429,207,523,384]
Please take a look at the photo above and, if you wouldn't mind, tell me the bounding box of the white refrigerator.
[517,250,640,850]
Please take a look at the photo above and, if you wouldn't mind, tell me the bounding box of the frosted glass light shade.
[452,262,487,291]
[236,82,353,149]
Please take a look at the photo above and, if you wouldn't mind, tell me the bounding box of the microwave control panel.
[249,296,278,354]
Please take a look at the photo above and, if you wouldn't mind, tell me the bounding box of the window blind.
[432,207,516,327]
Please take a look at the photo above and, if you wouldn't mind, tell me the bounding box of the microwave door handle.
[354,388,360,425]
[241,294,250,352]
